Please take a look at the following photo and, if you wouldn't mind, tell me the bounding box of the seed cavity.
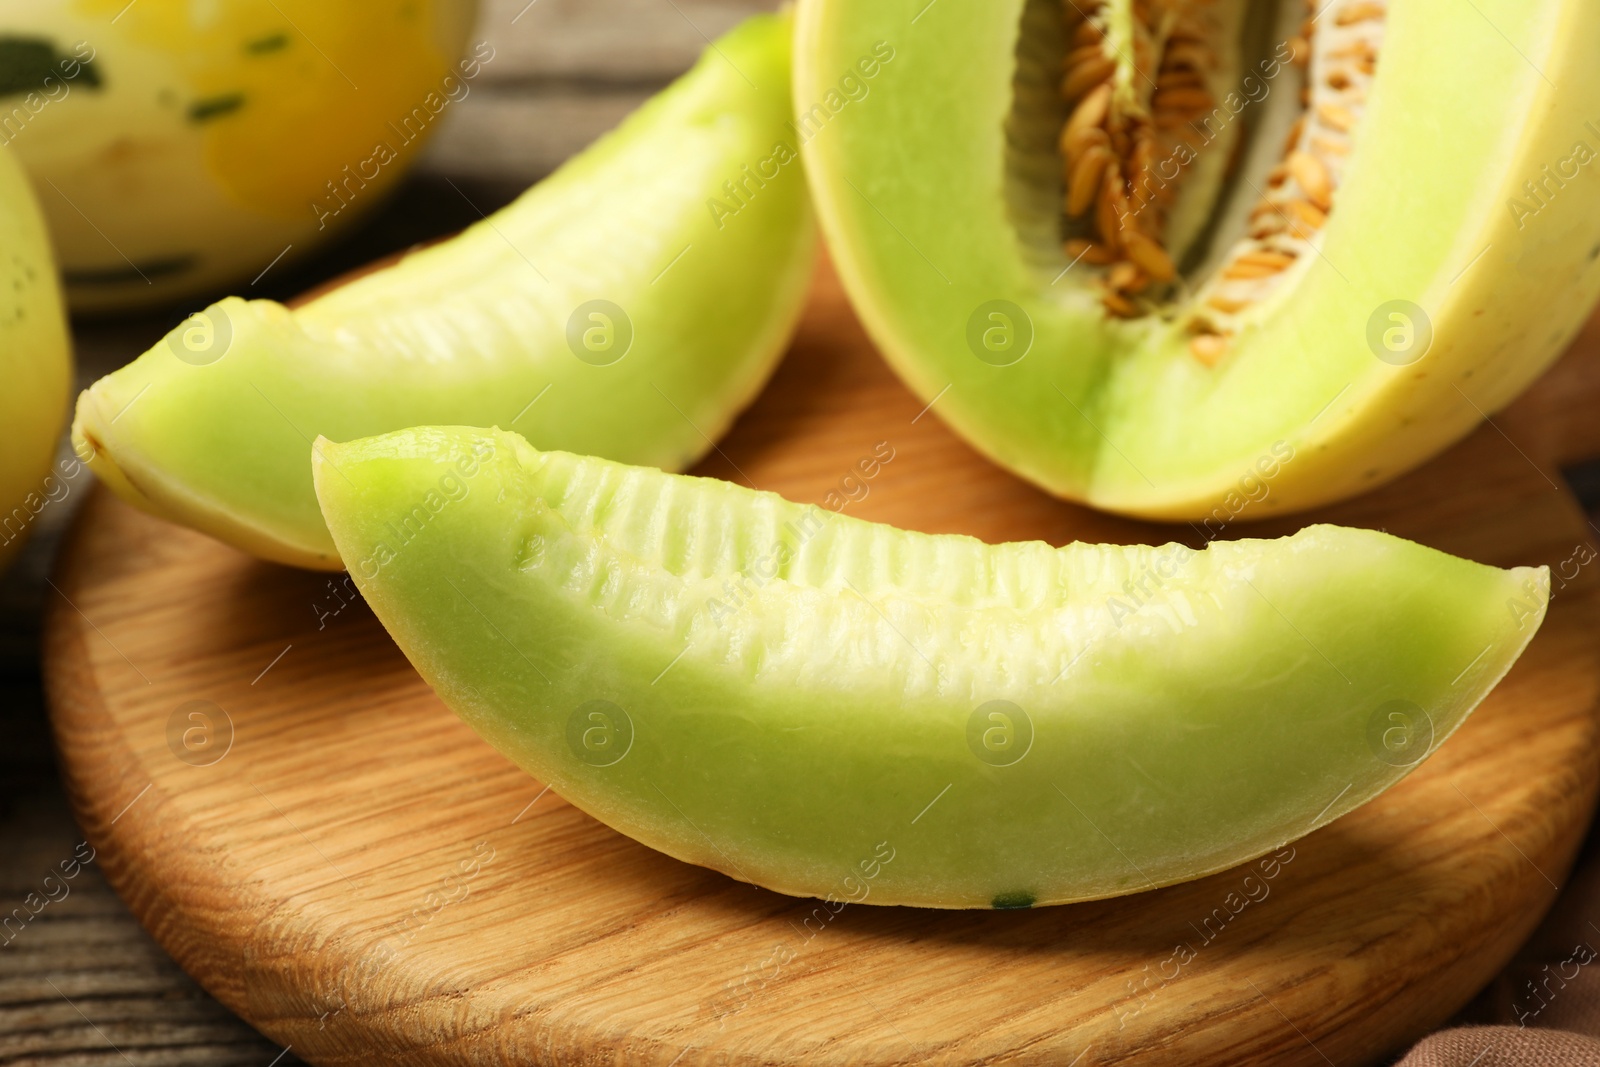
[1054,0,1386,365]
[1187,0,1384,362]
[1058,0,1227,314]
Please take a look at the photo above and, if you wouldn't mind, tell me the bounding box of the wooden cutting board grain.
[41,262,1600,1066]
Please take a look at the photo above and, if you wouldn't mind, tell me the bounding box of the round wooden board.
[43,263,1600,1066]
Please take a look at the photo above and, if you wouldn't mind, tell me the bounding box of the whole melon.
[0,141,70,572]
[0,0,480,312]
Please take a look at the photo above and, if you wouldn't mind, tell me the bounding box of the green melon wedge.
[313,425,1549,909]
[71,13,813,570]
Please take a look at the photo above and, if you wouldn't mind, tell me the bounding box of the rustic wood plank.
[420,90,649,183]
[417,0,781,183]
[0,783,305,1067]
[472,0,775,82]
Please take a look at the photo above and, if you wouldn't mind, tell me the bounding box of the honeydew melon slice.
[313,424,1549,908]
[794,0,1600,520]
[71,13,814,569]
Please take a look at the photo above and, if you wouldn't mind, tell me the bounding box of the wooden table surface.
[4,0,1600,1063]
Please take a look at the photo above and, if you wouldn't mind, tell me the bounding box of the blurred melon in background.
[0,140,71,573]
[0,0,480,313]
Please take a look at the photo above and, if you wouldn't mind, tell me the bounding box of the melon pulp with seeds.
[70,13,814,570]
[313,425,1548,908]
[795,0,1600,520]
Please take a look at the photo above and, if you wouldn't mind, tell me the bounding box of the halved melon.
[71,13,813,569]
[314,425,1548,908]
[795,0,1600,520]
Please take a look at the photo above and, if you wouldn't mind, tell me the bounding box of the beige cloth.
[1400,1029,1600,1066]
[1398,839,1600,1065]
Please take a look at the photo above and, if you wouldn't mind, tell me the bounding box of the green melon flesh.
[71,13,813,570]
[795,0,1600,520]
[314,425,1548,908]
